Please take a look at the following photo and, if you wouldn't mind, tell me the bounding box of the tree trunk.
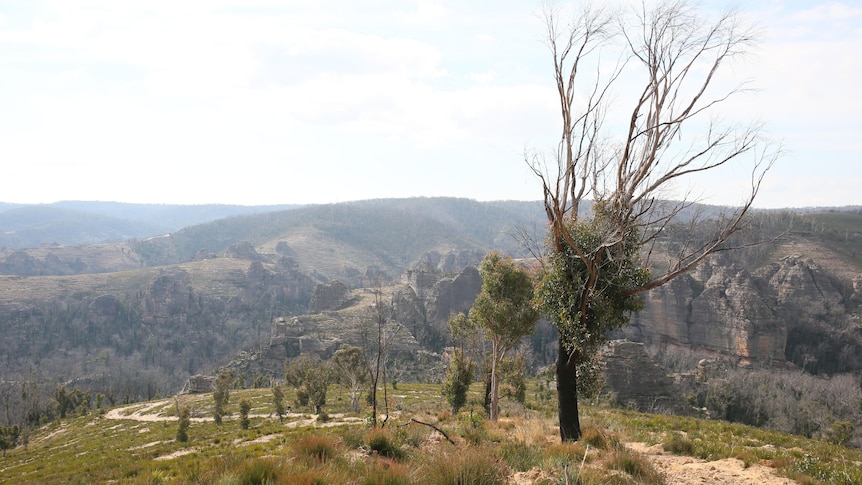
[483,367,492,415]
[490,342,499,421]
[556,340,581,441]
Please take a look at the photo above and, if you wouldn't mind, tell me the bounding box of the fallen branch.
[399,418,457,446]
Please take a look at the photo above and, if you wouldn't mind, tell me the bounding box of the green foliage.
[662,432,695,456]
[332,345,368,413]
[239,399,251,430]
[497,440,541,472]
[272,385,286,422]
[457,410,488,445]
[499,353,527,406]
[471,252,539,420]
[0,424,20,457]
[53,385,91,419]
[285,354,333,413]
[606,447,664,485]
[418,446,508,485]
[5,384,862,484]
[472,252,540,346]
[294,435,337,463]
[825,421,854,447]
[232,457,279,485]
[535,211,650,360]
[176,406,190,443]
[213,370,234,425]
[442,348,474,414]
[365,428,405,460]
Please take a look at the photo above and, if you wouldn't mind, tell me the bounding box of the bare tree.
[529,0,779,442]
[361,290,404,427]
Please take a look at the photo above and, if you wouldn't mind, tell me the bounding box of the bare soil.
[627,442,796,485]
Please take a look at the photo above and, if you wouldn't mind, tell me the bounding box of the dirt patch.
[627,442,796,485]
[153,448,196,461]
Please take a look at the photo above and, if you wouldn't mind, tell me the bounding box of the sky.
[0,0,859,208]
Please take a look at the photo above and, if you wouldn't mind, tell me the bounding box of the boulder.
[308,281,350,313]
[180,375,215,394]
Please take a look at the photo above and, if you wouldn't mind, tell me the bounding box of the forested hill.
[0,201,301,249]
[128,198,547,271]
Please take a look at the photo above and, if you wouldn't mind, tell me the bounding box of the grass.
[2,382,861,484]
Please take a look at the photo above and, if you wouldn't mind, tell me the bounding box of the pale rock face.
[765,257,844,324]
[624,255,851,365]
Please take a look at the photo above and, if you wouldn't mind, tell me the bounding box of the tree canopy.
[470,252,539,421]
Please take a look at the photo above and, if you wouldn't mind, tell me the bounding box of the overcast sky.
[0,1,859,208]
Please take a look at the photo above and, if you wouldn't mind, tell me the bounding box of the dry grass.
[2,384,862,484]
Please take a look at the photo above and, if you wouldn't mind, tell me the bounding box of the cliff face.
[626,254,861,371]
[230,264,483,377]
[0,255,317,398]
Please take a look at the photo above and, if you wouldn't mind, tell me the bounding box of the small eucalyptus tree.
[213,370,233,425]
[332,345,368,413]
[470,252,539,421]
[442,312,477,414]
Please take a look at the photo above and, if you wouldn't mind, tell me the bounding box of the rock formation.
[308,281,351,313]
[601,340,690,414]
[180,375,215,394]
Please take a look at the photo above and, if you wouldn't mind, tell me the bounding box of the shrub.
[239,399,251,430]
[663,432,695,456]
[606,447,664,485]
[342,427,365,449]
[365,429,405,460]
[280,469,328,485]
[294,435,337,463]
[579,425,619,451]
[497,440,540,472]
[457,410,488,445]
[232,457,279,485]
[176,406,191,443]
[825,421,854,446]
[213,370,234,425]
[419,447,508,485]
[360,461,412,485]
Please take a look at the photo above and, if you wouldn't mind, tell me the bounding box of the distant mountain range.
[0,201,302,249]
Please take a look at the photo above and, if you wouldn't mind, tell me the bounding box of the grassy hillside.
[1,382,860,484]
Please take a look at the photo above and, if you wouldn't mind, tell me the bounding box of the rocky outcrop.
[416,249,485,273]
[425,266,482,326]
[139,268,203,325]
[193,248,216,261]
[224,241,266,261]
[180,375,215,394]
[625,253,861,372]
[395,265,482,349]
[308,281,351,313]
[601,340,690,414]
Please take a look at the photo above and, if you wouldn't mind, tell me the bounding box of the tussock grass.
[365,428,406,460]
[605,446,664,484]
[2,383,862,484]
[293,434,338,463]
[417,446,508,485]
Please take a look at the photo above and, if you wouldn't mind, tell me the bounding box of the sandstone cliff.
[626,252,861,373]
